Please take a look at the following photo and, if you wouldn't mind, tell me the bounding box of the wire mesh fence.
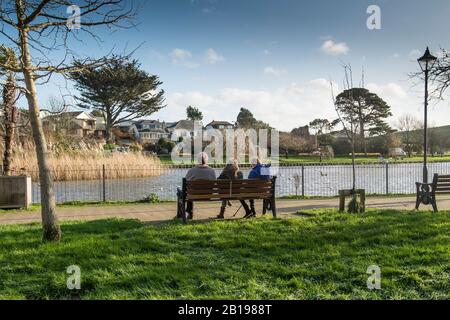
[25,161,450,204]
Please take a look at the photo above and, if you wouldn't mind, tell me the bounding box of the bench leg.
[177,197,182,218]
[431,195,438,213]
[181,200,187,224]
[262,199,267,215]
[415,183,421,210]
[271,197,277,218]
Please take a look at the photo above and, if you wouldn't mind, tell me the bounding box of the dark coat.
[218,164,243,180]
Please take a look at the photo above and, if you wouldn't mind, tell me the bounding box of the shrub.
[140,193,161,203]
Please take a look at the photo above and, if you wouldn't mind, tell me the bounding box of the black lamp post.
[416,47,437,209]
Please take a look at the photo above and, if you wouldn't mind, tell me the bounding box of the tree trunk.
[18,26,61,242]
[351,135,356,191]
[359,121,367,156]
[106,121,113,144]
[2,73,16,176]
[105,112,114,144]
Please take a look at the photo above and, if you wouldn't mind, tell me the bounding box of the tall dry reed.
[10,151,164,181]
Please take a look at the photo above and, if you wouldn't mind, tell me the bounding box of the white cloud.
[155,80,450,132]
[393,53,400,59]
[263,66,287,77]
[171,48,192,61]
[160,79,338,132]
[170,48,199,68]
[365,82,450,127]
[205,48,225,64]
[321,39,349,56]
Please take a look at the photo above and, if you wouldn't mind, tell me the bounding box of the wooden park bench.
[177,177,277,224]
[416,174,450,212]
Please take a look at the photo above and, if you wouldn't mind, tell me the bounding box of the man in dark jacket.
[184,152,216,219]
[246,158,272,217]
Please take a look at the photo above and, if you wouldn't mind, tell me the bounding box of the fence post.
[102,164,106,202]
[301,165,305,197]
[385,162,389,195]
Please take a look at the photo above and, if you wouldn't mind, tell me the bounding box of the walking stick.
[232,205,243,217]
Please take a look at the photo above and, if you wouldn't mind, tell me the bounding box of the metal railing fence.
[16,161,450,204]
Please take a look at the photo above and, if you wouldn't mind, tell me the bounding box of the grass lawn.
[0,209,449,300]
[279,155,450,164]
[158,154,450,165]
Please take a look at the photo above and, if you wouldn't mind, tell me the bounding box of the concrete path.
[1,196,449,226]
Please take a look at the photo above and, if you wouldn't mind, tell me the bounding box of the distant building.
[135,120,169,145]
[166,120,203,138]
[113,121,139,140]
[94,116,107,138]
[205,121,234,130]
[42,111,96,137]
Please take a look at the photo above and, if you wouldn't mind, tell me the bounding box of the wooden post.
[0,176,32,209]
[339,189,366,213]
[339,190,346,213]
[359,189,366,213]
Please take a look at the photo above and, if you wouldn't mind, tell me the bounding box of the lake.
[31,162,450,204]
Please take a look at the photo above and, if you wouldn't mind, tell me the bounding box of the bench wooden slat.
[187,188,272,195]
[187,179,271,184]
[188,193,272,200]
[187,182,272,188]
[186,180,272,188]
[436,183,450,187]
[435,173,450,195]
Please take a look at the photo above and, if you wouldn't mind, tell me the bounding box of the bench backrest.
[433,174,450,194]
[183,178,276,201]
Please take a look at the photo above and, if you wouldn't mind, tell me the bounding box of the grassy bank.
[158,154,450,165]
[0,209,449,299]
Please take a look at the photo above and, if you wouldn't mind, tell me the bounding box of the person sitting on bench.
[247,158,272,218]
[184,152,216,220]
[216,160,252,219]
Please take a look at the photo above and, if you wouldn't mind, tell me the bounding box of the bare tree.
[396,114,422,157]
[427,49,450,99]
[0,0,138,242]
[330,64,363,213]
[0,46,20,176]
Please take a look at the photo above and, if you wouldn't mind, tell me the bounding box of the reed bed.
[9,151,164,181]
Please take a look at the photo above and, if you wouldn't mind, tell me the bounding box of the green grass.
[0,209,449,300]
[158,154,450,165]
[278,155,450,164]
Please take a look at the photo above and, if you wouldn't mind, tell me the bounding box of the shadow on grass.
[0,210,449,299]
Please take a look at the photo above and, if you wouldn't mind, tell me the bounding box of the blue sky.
[9,0,450,131]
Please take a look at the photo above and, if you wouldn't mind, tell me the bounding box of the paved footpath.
[1,196,449,226]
